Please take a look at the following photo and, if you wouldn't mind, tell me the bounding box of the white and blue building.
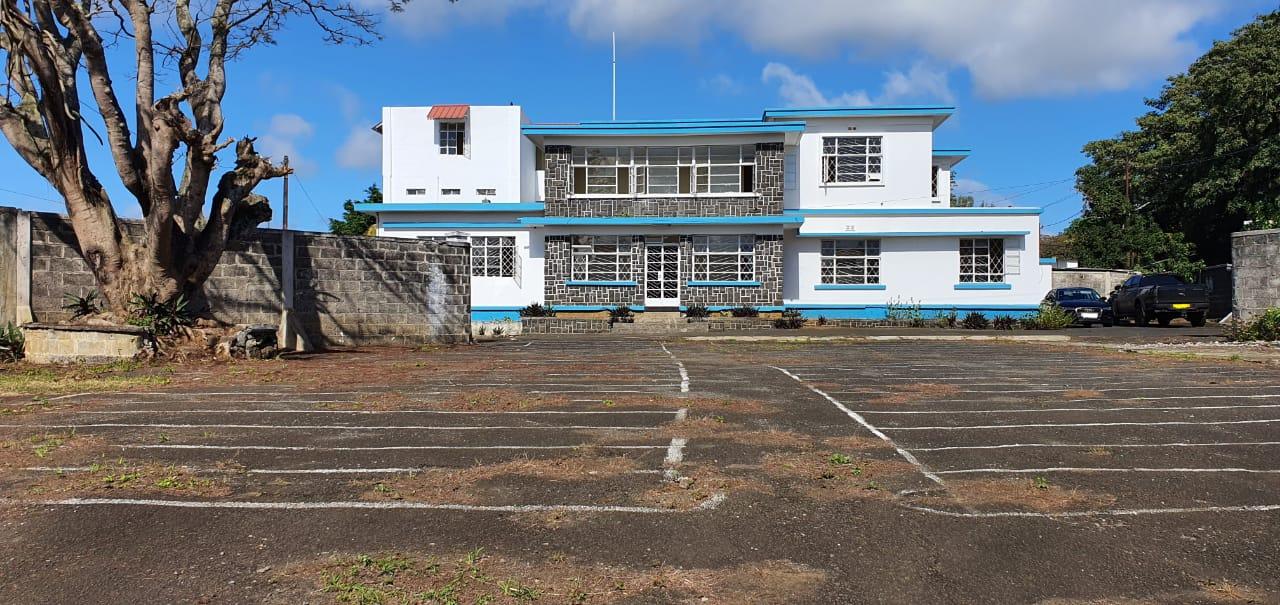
[358,104,1052,323]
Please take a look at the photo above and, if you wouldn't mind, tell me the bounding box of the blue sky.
[0,0,1273,233]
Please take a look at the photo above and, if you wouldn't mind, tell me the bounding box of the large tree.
[329,184,378,236]
[1062,11,1280,269]
[0,0,396,317]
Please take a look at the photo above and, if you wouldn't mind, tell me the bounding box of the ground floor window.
[820,239,880,284]
[960,238,1005,282]
[471,236,515,277]
[692,235,754,282]
[571,235,633,281]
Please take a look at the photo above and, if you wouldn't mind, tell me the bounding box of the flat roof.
[521,119,805,137]
[763,105,954,126]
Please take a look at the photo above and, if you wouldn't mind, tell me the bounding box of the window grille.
[821,136,882,184]
[820,239,881,284]
[471,236,516,277]
[959,238,1005,283]
[571,235,633,281]
[692,235,755,282]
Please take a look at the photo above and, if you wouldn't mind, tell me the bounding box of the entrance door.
[644,236,681,308]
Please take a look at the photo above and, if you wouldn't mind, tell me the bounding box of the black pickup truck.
[1110,273,1210,327]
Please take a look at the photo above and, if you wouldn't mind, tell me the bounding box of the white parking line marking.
[912,441,1280,452]
[24,466,667,476]
[957,386,1280,394]
[660,343,691,393]
[663,437,687,480]
[674,408,688,421]
[771,366,943,486]
[934,467,1280,475]
[902,503,1280,518]
[78,409,680,416]
[121,444,666,451]
[858,404,1280,415]
[0,494,728,513]
[0,423,655,431]
[885,419,1280,431]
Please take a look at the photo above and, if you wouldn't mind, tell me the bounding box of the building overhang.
[521,119,805,140]
[519,216,804,226]
[932,148,970,166]
[763,105,955,127]
[795,230,1031,238]
[355,203,545,213]
[784,207,1041,216]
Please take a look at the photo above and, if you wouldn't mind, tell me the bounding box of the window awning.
[428,104,469,120]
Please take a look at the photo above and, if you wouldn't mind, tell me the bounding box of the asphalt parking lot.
[1,335,1278,603]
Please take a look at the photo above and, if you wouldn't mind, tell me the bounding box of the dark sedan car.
[1043,287,1113,327]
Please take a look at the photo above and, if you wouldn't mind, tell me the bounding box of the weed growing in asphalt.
[31,434,65,458]
[828,453,853,466]
[1032,476,1051,490]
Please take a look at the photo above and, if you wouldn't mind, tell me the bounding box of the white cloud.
[256,113,316,175]
[700,73,744,96]
[332,85,363,122]
[336,126,382,169]
[395,0,1219,99]
[762,61,953,107]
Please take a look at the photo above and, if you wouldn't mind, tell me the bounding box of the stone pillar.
[755,142,784,215]
[277,230,312,351]
[14,210,32,325]
[544,145,572,216]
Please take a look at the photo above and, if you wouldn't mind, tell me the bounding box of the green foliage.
[126,293,193,336]
[329,184,380,236]
[684,304,710,318]
[0,322,23,362]
[1062,12,1280,269]
[886,297,924,326]
[960,312,989,330]
[1022,304,1076,330]
[728,306,759,318]
[517,303,555,318]
[991,315,1017,330]
[935,308,959,328]
[773,309,805,329]
[950,170,975,207]
[1224,308,1280,341]
[62,291,102,319]
[607,305,633,323]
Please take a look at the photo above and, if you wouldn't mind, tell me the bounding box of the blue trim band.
[954,283,1013,290]
[797,231,1029,238]
[382,222,525,230]
[785,303,1038,310]
[565,280,638,287]
[932,148,971,156]
[763,106,954,119]
[472,310,521,322]
[814,284,887,291]
[521,216,802,226]
[686,280,761,287]
[554,304,645,311]
[473,306,525,311]
[784,208,1040,216]
[523,120,804,136]
[1040,257,1057,265]
[356,203,544,213]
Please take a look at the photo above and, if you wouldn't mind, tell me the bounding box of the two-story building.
[358,104,1052,323]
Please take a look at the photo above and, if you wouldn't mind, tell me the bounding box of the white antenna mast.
[611,31,617,121]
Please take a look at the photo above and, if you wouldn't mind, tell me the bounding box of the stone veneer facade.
[1231,228,1280,321]
[541,141,787,309]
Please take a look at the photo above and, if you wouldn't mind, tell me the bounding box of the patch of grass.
[1032,476,1051,490]
[0,364,170,396]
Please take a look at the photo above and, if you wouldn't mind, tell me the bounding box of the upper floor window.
[471,236,515,277]
[931,166,939,198]
[822,136,881,184]
[441,188,461,196]
[477,188,496,197]
[571,235,633,282]
[960,238,1005,283]
[821,239,880,284]
[692,235,755,282]
[439,121,465,155]
[406,188,426,196]
[570,145,755,196]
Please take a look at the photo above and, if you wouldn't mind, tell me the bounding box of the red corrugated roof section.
[428,104,469,120]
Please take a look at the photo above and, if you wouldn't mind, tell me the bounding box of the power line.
[290,174,332,230]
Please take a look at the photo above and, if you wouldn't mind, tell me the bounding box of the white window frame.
[405,188,426,196]
[570,145,756,197]
[820,239,881,285]
[821,136,882,185]
[441,188,461,196]
[960,238,1005,283]
[471,236,516,278]
[692,235,755,282]
[571,235,633,282]
[476,188,496,197]
[439,121,465,155]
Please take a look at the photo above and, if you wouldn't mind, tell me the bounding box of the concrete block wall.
[5,207,470,346]
[1232,228,1280,321]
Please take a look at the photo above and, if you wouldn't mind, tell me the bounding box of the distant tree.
[1039,234,1071,260]
[1061,11,1280,270]
[330,185,379,235]
[949,171,975,207]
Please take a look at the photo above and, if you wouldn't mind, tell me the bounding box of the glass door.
[644,236,680,308]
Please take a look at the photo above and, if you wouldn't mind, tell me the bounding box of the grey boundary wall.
[1231,228,1280,321]
[0,207,471,346]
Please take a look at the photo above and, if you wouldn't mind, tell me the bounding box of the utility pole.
[611,32,617,121]
[282,155,290,232]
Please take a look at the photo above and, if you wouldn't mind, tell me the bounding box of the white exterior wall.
[784,214,1051,308]
[382,105,530,203]
[786,117,940,210]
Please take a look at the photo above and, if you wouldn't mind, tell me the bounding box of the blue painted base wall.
[471,305,1040,322]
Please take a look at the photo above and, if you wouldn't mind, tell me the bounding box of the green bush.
[960,312,989,330]
[684,305,711,319]
[0,322,23,362]
[729,306,759,318]
[992,315,1018,330]
[62,291,102,319]
[1029,304,1075,330]
[773,310,805,329]
[1225,308,1280,342]
[935,309,959,328]
[607,305,633,324]
[887,297,924,326]
[518,303,555,318]
[126,293,193,336]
